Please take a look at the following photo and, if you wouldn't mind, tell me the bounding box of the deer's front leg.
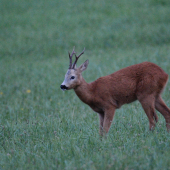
[103,107,116,136]
[99,113,104,136]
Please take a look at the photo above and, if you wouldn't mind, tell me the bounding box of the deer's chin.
[66,87,73,90]
[62,86,73,90]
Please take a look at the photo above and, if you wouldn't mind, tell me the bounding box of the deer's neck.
[74,78,93,105]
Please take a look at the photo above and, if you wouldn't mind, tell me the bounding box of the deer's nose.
[60,85,68,90]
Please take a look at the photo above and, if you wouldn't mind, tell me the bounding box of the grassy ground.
[1,0,170,169]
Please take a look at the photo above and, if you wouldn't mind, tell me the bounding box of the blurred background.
[0,0,170,169]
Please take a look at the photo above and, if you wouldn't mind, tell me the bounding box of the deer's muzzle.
[60,85,68,90]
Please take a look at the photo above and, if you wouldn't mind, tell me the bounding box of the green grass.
[0,0,170,169]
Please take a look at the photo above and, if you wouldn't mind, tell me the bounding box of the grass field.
[1,0,170,169]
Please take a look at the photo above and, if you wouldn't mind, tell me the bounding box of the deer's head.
[60,47,89,91]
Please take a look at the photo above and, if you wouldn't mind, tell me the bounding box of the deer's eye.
[71,76,75,80]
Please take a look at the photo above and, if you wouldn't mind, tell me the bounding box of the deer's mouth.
[60,85,68,91]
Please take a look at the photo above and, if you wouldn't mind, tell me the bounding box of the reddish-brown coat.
[61,51,170,136]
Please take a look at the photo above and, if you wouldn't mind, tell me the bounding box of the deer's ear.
[78,60,89,72]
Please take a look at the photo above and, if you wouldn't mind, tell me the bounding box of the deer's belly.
[114,93,137,106]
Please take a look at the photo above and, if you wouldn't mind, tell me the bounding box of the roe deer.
[60,47,170,136]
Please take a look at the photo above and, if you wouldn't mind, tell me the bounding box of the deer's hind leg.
[138,94,157,130]
[155,96,170,131]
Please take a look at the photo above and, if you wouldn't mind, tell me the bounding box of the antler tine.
[72,47,85,69]
[68,46,76,69]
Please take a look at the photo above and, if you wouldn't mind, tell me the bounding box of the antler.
[72,47,85,69]
[68,47,76,69]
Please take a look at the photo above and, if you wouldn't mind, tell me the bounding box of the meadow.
[0,0,170,169]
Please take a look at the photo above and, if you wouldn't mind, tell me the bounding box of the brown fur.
[61,61,170,136]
